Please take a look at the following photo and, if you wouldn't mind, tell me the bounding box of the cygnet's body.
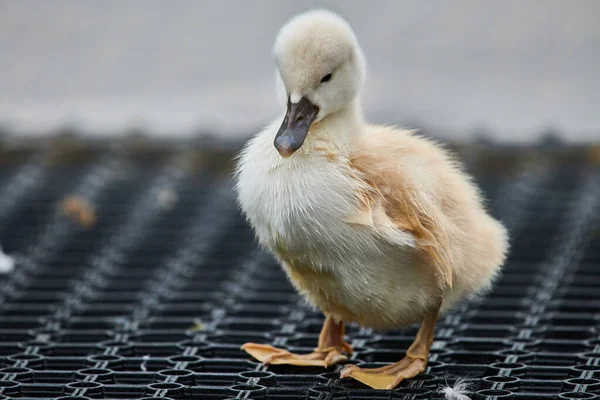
[235,9,508,390]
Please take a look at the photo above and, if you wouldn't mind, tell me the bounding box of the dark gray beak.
[274,96,319,158]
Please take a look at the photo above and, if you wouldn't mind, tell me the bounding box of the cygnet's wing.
[348,126,462,290]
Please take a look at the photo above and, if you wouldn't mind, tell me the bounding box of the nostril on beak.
[296,115,304,123]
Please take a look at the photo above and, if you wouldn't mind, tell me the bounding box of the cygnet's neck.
[305,100,365,152]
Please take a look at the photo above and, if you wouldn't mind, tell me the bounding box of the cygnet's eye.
[320,73,332,83]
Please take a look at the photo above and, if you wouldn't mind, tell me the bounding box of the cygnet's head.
[272,9,366,157]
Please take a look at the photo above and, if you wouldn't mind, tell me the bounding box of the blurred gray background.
[0,0,598,142]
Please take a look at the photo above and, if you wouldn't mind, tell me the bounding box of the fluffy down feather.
[235,8,508,331]
[440,378,472,400]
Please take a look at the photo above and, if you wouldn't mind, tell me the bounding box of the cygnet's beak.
[274,96,319,158]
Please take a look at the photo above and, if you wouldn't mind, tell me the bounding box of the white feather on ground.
[140,355,150,372]
[0,246,15,273]
[440,378,471,400]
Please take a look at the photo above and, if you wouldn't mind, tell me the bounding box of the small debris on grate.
[156,187,177,209]
[189,318,206,331]
[0,245,15,273]
[61,195,96,228]
[587,144,600,164]
[140,354,150,372]
[113,317,129,329]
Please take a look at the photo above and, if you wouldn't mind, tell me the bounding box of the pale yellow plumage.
[350,125,508,303]
[234,9,508,390]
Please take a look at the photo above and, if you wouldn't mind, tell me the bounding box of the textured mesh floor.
[0,141,599,400]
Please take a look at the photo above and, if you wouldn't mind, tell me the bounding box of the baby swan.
[235,9,508,390]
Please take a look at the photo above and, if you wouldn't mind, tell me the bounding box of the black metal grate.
[0,140,599,400]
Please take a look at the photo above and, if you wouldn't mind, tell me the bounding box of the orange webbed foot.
[340,356,426,389]
[241,342,350,367]
[340,302,441,390]
[242,316,352,367]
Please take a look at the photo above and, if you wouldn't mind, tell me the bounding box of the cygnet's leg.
[242,316,352,367]
[340,302,441,390]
